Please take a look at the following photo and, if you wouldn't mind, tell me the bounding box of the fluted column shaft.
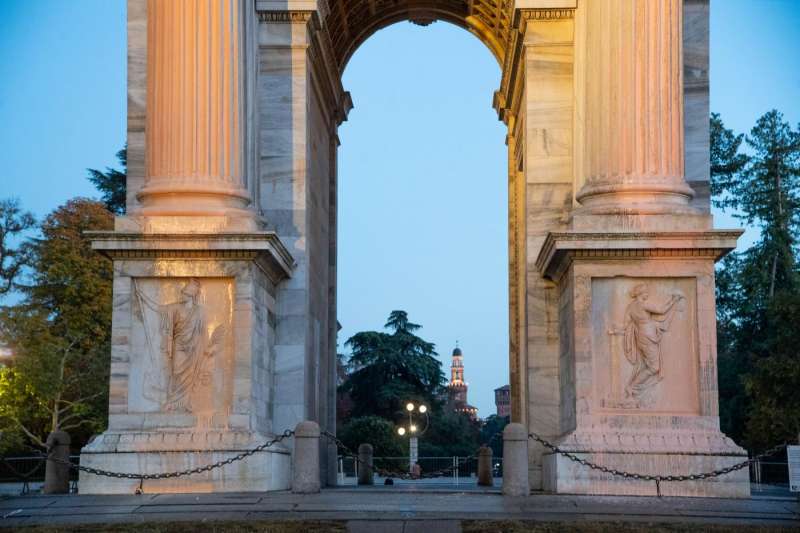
[576,0,695,214]
[139,0,251,216]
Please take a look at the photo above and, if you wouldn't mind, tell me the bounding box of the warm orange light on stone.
[140,0,251,219]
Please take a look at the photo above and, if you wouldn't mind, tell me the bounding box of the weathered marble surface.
[536,230,749,497]
[80,233,293,494]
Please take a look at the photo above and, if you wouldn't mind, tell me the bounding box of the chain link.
[27,427,782,491]
[41,429,295,481]
[528,432,787,485]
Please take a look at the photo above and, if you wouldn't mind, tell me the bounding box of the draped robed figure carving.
[610,284,685,401]
[133,278,227,413]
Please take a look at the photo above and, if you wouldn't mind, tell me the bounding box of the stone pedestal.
[536,231,750,497]
[79,233,294,494]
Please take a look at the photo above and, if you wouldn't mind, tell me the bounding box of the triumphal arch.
[80,0,750,497]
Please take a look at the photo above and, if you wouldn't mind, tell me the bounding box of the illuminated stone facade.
[82,0,747,497]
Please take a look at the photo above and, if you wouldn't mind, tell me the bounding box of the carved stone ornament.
[607,283,685,407]
[133,278,229,414]
[592,278,698,414]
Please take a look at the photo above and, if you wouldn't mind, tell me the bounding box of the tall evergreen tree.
[712,111,800,449]
[341,310,445,420]
[87,146,127,215]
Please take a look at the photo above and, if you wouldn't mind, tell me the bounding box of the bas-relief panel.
[591,278,699,415]
[129,277,235,428]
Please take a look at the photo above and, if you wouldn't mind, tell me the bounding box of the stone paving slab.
[0,489,797,529]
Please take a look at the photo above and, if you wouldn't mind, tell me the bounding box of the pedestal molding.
[537,230,743,281]
[89,231,295,284]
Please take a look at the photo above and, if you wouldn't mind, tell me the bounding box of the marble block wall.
[535,232,750,497]
[256,10,348,484]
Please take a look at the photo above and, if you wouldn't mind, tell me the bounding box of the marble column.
[574,0,699,220]
[537,0,749,497]
[137,0,254,224]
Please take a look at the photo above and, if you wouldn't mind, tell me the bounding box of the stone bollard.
[43,431,71,494]
[477,446,493,486]
[502,423,529,497]
[292,421,321,494]
[357,443,374,485]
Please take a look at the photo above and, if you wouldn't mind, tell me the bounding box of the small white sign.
[788,445,800,492]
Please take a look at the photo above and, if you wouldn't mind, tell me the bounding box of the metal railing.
[0,455,80,495]
[336,455,502,485]
[0,427,790,496]
[750,459,790,490]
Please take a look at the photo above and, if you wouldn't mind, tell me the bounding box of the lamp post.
[397,402,429,473]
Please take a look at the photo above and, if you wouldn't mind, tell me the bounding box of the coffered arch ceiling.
[323,0,514,72]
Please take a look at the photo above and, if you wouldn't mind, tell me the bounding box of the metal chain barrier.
[323,430,503,481]
[528,431,788,496]
[38,429,295,487]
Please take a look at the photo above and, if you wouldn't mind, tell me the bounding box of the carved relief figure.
[610,284,684,401]
[133,278,226,412]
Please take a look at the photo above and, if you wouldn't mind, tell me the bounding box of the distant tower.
[494,384,511,418]
[447,343,477,419]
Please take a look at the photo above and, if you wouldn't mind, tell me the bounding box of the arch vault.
[80,0,750,498]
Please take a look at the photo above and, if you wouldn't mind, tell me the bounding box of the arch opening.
[336,22,510,421]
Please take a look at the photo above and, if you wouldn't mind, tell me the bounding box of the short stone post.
[43,431,71,494]
[502,423,529,497]
[292,421,320,494]
[357,443,374,485]
[477,445,493,486]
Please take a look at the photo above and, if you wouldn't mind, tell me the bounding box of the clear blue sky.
[1,1,798,417]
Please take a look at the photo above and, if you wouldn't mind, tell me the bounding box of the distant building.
[446,344,478,419]
[494,384,511,418]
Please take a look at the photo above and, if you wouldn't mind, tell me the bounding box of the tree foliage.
[87,146,127,215]
[340,310,445,421]
[0,198,113,452]
[338,415,405,458]
[0,198,35,298]
[712,111,800,450]
[338,311,488,458]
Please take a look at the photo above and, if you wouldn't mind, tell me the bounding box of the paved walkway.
[1,488,798,530]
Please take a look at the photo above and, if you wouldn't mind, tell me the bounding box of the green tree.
[420,410,480,458]
[712,111,800,449]
[0,198,35,298]
[338,415,405,458]
[742,293,800,450]
[340,310,445,421]
[0,198,113,451]
[710,112,749,211]
[87,146,127,215]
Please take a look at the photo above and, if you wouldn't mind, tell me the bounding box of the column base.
[542,429,750,498]
[79,430,291,494]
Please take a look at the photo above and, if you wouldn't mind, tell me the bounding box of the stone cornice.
[88,231,295,284]
[536,230,744,281]
[256,10,316,24]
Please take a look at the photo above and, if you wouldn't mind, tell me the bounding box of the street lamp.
[396,402,429,473]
